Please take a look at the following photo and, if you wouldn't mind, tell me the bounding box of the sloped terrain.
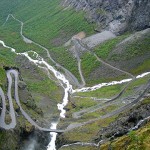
[63,0,150,33]
[0,0,150,150]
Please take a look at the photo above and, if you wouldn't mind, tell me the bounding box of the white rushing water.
[47,123,58,150]
[0,39,150,150]
[0,40,72,150]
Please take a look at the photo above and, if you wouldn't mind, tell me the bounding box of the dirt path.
[78,59,86,87]
[94,53,135,78]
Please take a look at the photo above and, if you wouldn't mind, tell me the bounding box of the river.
[0,39,150,150]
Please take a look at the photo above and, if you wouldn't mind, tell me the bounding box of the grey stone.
[63,0,150,34]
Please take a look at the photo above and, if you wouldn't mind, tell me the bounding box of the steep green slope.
[80,29,150,85]
[0,0,95,45]
[0,1,150,150]
[0,0,96,82]
[0,47,16,86]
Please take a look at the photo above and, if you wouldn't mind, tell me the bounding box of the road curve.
[0,69,64,133]
[67,80,150,131]
[76,38,134,79]
[0,87,16,129]
[72,79,135,119]
[72,38,86,87]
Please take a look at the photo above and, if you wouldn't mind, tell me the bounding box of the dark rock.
[20,129,50,150]
[18,81,27,90]
[15,107,20,113]
[63,0,150,34]
[94,102,150,142]
[63,107,70,111]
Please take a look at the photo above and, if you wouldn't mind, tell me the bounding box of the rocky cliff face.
[63,0,150,34]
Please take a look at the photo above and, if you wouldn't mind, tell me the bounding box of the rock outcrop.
[94,96,150,143]
[63,0,150,34]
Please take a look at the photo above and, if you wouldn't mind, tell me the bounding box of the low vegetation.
[81,52,101,80]
[111,32,150,61]
[0,0,150,150]
[100,121,150,150]
[51,47,80,80]
[76,83,125,98]
[0,0,95,49]
[94,33,130,59]
[0,47,16,87]
[60,116,116,144]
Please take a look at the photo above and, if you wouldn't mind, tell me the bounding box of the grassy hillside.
[101,121,150,150]
[1,0,149,85]
[0,47,16,86]
[0,0,95,45]
[0,1,150,150]
[94,30,150,76]
[0,0,96,81]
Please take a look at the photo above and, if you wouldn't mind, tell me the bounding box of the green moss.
[81,104,120,119]
[0,67,6,86]
[0,131,18,150]
[0,47,16,86]
[26,77,62,102]
[96,8,106,15]
[141,97,150,105]
[72,97,98,112]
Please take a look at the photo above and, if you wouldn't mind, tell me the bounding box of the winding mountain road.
[76,38,135,78]
[72,79,135,119]
[72,38,86,87]
[1,14,150,150]
[0,70,64,133]
[0,39,150,131]
[67,80,150,131]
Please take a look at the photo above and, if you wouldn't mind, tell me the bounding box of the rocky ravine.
[63,0,150,34]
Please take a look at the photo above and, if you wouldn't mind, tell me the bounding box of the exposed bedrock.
[63,0,150,34]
